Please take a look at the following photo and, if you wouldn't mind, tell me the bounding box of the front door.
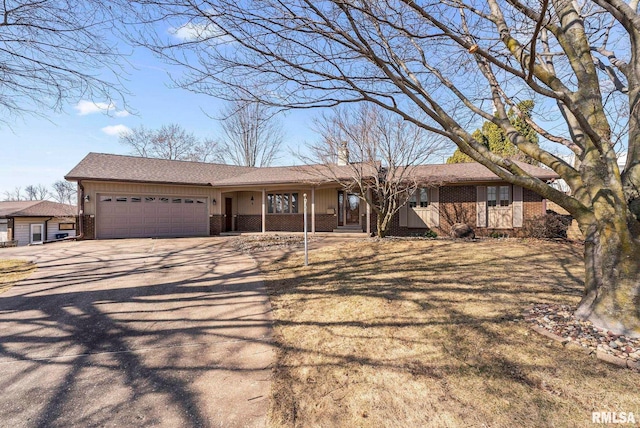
[338,191,360,226]
[30,223,44,244]
[225,198,233,232]
[487,186,512,228]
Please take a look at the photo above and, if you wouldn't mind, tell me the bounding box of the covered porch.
[214,184,372,235]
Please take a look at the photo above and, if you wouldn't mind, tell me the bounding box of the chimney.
[337,141,350,166]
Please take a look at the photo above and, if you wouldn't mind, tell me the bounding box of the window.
[59,223,75,230]
[159,197,169,203]
[115,196,127,202]
[100,195,112,202]
[268,194,274,213]
[172,198,182,203]
[145,197,156,202]
[409,193,417,208]
[419,188,429,207]
[184,198,194,204]
[267,192,299,213]
[499,186,510,206]
[487,186,510,207]
[196,199,205,204]
[487,186,497,207]
[130,197,141,203]
[409,188,429,208]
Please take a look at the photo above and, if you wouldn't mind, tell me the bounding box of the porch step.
[332,228,367,234]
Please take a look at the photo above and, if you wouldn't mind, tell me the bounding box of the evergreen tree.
[446,101,538,164]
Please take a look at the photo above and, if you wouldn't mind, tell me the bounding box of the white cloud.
[101,124,131,136]
[75,100,129,117]
[75,100,115,116]
[169,22,231,43]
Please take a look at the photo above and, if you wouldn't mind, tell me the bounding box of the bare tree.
[24,184,50,201]
[0,0,130,122]
[307,104,446,237]
[3,187,23,201]
[136,1,640,336]
[119,124,218,162]
[51,181,77,206]
[218,100,283,167]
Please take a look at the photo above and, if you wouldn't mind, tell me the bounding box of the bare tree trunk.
[377,216,386,238]
[576,219,640,337]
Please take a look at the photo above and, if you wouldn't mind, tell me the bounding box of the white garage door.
[97,195,208,239]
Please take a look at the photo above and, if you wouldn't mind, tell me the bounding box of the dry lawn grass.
[259,239,640,428]
[0,259,36,294]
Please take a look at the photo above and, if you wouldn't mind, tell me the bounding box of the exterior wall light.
[212,198,217,205]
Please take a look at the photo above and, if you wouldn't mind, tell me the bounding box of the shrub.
[424,229,438,239]
[523,211,572,239]
[489,231,509,239]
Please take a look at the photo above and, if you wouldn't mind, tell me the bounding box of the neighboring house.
[65,153,558,240]
[0,201,77,246]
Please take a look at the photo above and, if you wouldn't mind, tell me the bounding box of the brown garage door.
[96,195,208,239]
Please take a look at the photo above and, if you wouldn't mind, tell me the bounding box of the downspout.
[44,217,52,243]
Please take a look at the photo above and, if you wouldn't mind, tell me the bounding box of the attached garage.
[96,194,209,239]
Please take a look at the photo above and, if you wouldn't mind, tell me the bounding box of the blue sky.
[0,45,319,197]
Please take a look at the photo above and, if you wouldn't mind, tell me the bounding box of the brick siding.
[235,213,337,232]
[79,215,95,240]
[266,214,304,232]
[209,215,224,235]
[387,184,546,238]
[519,188,545,237]
[438,185,477,234]
[315,214,337,232]
[237,215,262,232]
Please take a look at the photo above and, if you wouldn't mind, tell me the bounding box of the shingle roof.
[65,153,254,186]
[0,201,76,218]
[213,163,376,186]
[410,161,559,183]
[64,153,559,187]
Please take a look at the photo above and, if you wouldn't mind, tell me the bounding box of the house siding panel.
[47,218,77,241]
[314,188,338,213]
[14,220,31,246]
[236,191,262,215]
[388,184,546,238]
[10,218,73,246]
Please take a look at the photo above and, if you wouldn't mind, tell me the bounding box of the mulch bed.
[525,303,640,371]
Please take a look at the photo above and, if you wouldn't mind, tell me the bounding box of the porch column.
[311,186,316,234]
[366,188,371,235]
[262,188,266,233]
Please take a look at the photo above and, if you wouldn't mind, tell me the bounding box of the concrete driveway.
[0,238,274,427]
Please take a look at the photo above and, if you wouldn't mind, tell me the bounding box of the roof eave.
[65,177,214,187]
